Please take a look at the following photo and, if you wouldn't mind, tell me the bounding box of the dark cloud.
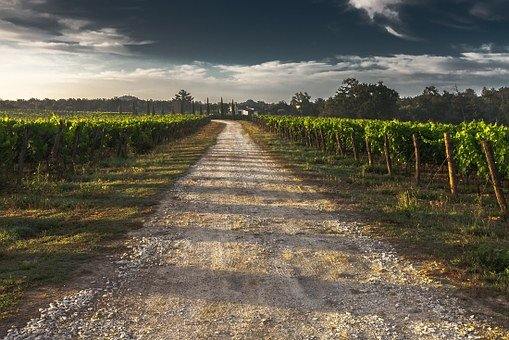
[0,0,508,99]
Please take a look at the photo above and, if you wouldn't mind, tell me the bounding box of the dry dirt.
[5,121,507,339]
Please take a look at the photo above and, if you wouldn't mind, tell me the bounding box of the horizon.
[1,0,508,101]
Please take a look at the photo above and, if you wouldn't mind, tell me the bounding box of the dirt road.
[6,121,505,339]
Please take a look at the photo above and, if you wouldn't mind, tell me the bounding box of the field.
[1,113,508,337]
[0,112,222,325]
[0,113,209,184]
[246,116,509,295]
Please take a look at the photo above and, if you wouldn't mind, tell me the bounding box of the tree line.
[1,81,508,124]
[273,79,508,124]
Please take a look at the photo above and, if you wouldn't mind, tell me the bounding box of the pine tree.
[192,101,195,114]
[173,90,193,114]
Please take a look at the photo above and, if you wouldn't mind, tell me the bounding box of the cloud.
[348,0,403,20]
[0,0,152,55]
[469,2,502,21]
[347,0,419,40]
[384,25,418,40]
[1,37,509,100]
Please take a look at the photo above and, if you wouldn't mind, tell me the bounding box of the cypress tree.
[220,97,224,115]
[206,98,210,115]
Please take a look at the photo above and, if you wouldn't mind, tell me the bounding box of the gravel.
[5,120,506,339]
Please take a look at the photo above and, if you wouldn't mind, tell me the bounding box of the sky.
[1,0,508,101]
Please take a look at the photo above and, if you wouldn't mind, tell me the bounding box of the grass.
[242,122,508,302]
[0,121,224,322]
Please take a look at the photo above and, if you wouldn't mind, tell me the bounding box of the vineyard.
[255,115,509,215]
[0,114,209,181]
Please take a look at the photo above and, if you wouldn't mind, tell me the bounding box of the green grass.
[0,121,224,322]
[242,122,508,298]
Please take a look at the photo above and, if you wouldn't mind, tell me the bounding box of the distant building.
[237,107,257,116]
[228,105,257,116]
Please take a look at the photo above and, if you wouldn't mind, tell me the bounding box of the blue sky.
[1,0,508,101]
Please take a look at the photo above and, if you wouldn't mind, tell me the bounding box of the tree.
[206,98,210,115]
[290,92,313,115]
[173,90,193,114]
[324,78,399,119]
[314,98,326,115]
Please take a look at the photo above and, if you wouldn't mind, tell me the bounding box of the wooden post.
[16,127,29,178]
[383,134,393,176]
[481,140,508,217]
[365,136,373,166]
[314,130,321,149]
[412,134,421,184]
[335,133,344,156]
[50,120,65,167]
[350,132,358,161]
[71,125,81,165]
[444,132,458,196]
[319,129,325,151]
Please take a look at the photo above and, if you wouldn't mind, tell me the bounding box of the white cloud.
[1,38,509,100]
[0,0,152,55]
[460,52,509,65]
[348,0,402,20]
[384,25,417,40]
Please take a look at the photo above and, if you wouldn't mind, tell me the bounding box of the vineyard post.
[16,127,29,180]
[116,132,128,158]
[365,136,373,166]
[335,133,344,156]
[350,132,358,161]
[71,125,81,165]
[481,140,508,217]
[444,132,458,196]
[319,128,325,151]
[314,129,320,149]
[94,128,105,163]
[50,120,65,171]
[412,134,421,184]
[383,134,393,176]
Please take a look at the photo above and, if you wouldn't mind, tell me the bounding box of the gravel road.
[5,121,506,339]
